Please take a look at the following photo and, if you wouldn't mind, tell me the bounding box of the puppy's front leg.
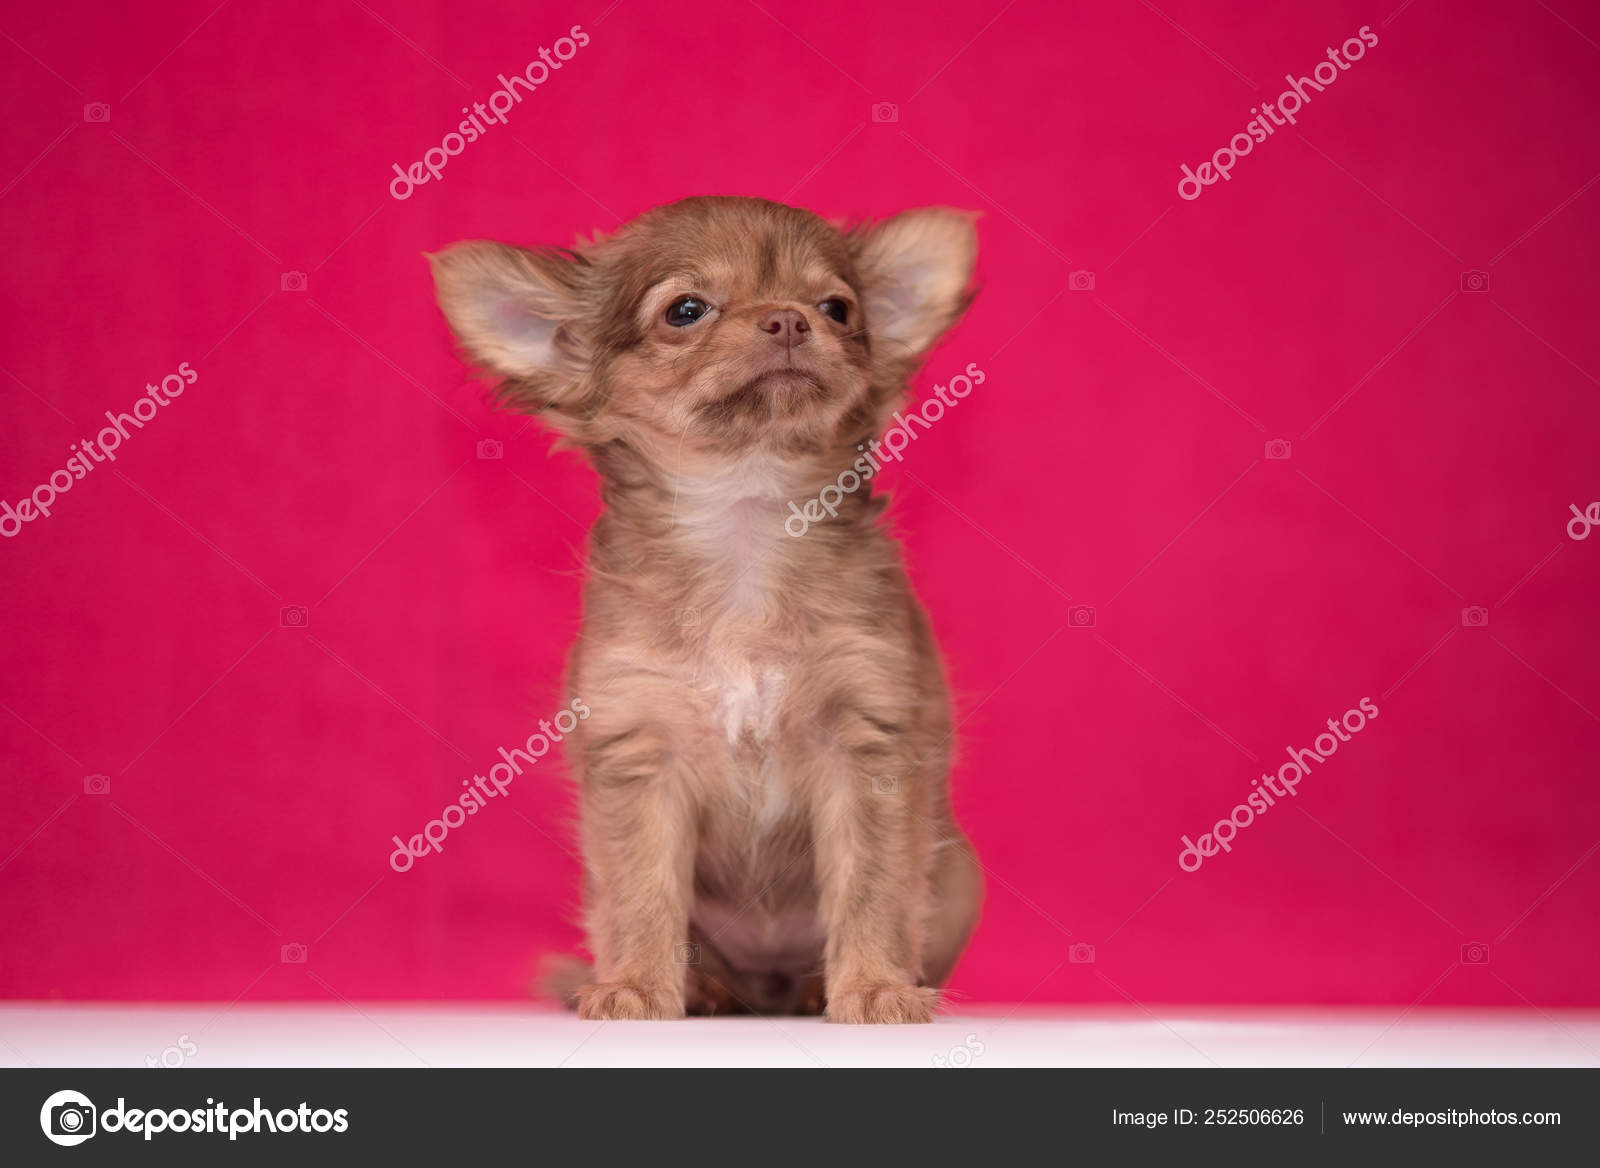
[576,725,697,1021]
[812,756,937,1024]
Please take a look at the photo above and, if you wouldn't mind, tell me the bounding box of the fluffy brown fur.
[430,196,983,1023]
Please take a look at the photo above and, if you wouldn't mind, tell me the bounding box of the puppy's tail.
[535,954,591,1010]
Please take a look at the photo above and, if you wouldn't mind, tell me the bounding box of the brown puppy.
[429,196,983,1023]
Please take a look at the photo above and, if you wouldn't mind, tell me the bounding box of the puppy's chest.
[691,646,801,836]
[673,495,805,747]
[685,577,798,747]
[698,649,790,747]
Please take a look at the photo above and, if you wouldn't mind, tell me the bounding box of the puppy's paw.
[576,981,684,1021]
[826,982,938,1025]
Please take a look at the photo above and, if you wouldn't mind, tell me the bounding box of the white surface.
[3,1004,1599,1068]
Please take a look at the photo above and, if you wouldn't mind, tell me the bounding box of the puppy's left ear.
[851,208,978,358]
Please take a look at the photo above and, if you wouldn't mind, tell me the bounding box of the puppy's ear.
[851,209,978,358]
[426,241,591,419]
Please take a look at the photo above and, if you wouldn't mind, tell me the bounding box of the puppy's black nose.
[759,308,810,348]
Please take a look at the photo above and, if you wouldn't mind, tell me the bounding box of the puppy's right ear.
[426,241,590,420]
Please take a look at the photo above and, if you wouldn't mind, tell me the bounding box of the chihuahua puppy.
[429,196,982,1023]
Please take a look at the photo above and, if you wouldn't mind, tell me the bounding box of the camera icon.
[871,775,900,795]
[1265,438,1292,460]
[52,1101,95,1135]
[1069,270,1096,292]
[83,773,111,796]
[280,605,308,628]
[934,1034,985,1068]
[1460,270,1490,292]
[1461,942,1490,964]
[1067,605,1096,628]
[476,438,503,460]
[83,103,110,123]
[870,102,899,124]
[1461,606,1489,628]
[280,271,308,293]
[674,606,700,627]
[281,942,308,964]
[674,942,701,964]
[42,1091,97,1146]
[1069,943,1096,964]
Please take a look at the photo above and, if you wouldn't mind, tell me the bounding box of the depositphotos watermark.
[1177,25,1378,200]
[40,1090,347,1146]
[388,697,590,871]
[933,1033,987,1067]
[1568,501,1599,540]
[145,1033,197,1069]
[785,361,987,536]
[2,362,199,539]
[389,26,590,199]
[1179,697,1380,871]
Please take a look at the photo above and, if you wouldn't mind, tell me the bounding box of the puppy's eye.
[664,296,710,327]
[818,299,848,324]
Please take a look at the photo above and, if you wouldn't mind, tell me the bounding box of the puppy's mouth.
[740,368,826,396]
[696,366,828,423]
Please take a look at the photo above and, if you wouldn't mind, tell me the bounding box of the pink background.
[2,0,1598,1009]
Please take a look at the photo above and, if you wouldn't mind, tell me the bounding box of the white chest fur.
[670,475,800,732]
[668,468,808,822]
[694,649,792,830]
[707,659,788,745]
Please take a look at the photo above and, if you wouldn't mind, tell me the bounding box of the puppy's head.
[428,196,975,467]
